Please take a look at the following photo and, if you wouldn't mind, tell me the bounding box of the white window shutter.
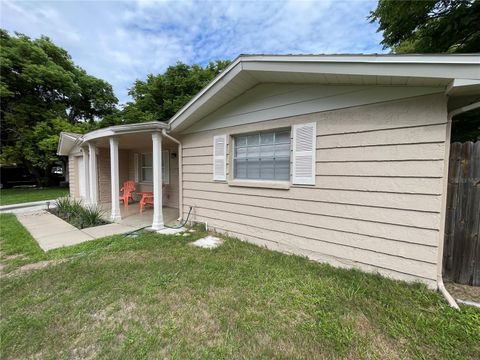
[213,134,227,181]
[162,150,170,184]
[292,122,316,185]
[133,153,139,183]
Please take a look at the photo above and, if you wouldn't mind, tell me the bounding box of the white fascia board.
[168,58,243,129]
[57,132,83,156]
[241,60,480,80]
[446,78,480,95]
[239,54,480,64]
[82,121,169,142]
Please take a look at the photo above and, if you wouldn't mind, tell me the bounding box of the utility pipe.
[437,101,480,309]
[436,114,460,309]
[162,129,183,221]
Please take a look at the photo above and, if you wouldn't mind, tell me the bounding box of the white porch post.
[88,142,98,205]
[82,147,90,203]
[151,132,164,230]
[109,137,121,222]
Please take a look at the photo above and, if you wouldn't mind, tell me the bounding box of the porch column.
[109,137,121,222]
[88,142,98,205]
[151,132,164,230]
[82,147,90,202]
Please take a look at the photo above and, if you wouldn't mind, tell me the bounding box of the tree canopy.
[99,60,230,127]
[0,30,117,185]
[369,0,480,53]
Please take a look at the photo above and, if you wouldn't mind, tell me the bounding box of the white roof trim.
[58,122,170,156]
[168,54,480,132]
[82,121,169,142]
[57,132,82,156]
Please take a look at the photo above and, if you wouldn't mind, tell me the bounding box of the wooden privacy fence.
[443,141,480,286]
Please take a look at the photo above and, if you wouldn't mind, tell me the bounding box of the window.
[233,129,290,181]
[139,151,169,183]
[141,153,153,182]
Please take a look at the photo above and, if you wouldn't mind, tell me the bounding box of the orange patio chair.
[120,180,136,208]
[139,192,154,214]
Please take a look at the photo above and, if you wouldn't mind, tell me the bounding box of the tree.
[369,0,480,142]
[369,0,480,53]
[0,30,118,185]
[100,60,230,127]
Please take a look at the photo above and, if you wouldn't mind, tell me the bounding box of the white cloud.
[0,0,385,103]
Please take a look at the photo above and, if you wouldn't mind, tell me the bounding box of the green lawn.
[0,214,479,359]
[0,186,69,206]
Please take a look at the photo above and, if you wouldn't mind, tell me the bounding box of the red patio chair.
[120,180,136,208]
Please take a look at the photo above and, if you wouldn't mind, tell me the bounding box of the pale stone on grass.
[191,236,223,249]
[156,227,186,235]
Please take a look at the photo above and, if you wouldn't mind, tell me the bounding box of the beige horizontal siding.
[183,160,444,177]
[316,123,446,148]
[183,207,437,285]
[204,218,437,287]
[179,93,448,286]
[186,84,444,134]
[183,173,443,195]
[184,142,446,162]
[183,189,441,228]
[183,181,442,212]
[183,197,439,244]
[317,142,445,162]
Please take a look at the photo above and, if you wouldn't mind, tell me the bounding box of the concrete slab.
[37,231,94,251]
[82,223,136,238]
[16,210,144,251]
[156,227,186,235]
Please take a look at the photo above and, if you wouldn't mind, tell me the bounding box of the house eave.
[82,121,170,143]
[58,122,170,156]
[167,54,480,134]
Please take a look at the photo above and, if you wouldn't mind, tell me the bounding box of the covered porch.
[68,122,181,231]
[100,203,179,228]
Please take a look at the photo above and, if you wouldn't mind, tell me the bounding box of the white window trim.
[231,128,291,183]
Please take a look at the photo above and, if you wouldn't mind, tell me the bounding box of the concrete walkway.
[16,210,139,251]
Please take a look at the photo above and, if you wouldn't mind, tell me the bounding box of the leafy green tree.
[0,30,117,185]
[100,60,230,127]
[369,0,480,53]
[370,0,480,142]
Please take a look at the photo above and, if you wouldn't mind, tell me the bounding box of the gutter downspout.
[437,114,459,310]
[162,129,183,221]
[437,100,480,309]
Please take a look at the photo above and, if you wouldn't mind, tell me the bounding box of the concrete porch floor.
[100,203,180,228]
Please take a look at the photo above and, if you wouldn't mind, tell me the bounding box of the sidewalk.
[16,210,139,251]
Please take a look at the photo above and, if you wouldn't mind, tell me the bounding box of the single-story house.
[58,54,479,294]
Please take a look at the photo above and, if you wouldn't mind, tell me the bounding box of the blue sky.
[1,0,386,104]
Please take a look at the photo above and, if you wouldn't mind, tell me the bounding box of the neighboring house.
[58,54,480,289]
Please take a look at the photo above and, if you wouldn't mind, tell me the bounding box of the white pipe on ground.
[162,129,183,221]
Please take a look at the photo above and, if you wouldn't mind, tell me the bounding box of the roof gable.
[168,54,480,133]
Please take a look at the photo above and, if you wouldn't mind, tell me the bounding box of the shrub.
[53,197,107,229]
[78,205,105,228]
